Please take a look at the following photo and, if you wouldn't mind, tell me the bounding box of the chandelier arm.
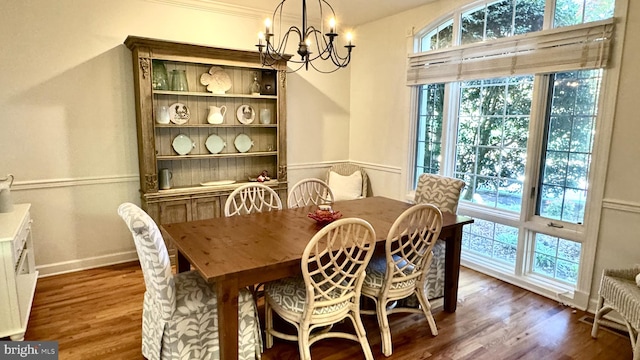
[258,0,353,72]
[309,59,342,74]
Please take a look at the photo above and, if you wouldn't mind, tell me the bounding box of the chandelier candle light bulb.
[265,18,272,36]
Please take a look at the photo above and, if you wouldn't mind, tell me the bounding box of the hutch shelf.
[124,36,289,240]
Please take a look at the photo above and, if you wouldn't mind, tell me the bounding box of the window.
[455,76,532,212]
[537,70,602,223]
[411,0,616,302]
[415,83,445,183]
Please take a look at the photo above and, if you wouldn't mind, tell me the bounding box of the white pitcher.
[207,105,227,124]
[0,174,14,213]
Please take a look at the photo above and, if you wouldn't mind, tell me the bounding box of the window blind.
[407,19,614,85]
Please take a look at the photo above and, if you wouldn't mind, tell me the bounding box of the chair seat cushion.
[363,254,416,291]
[265,276,349,315]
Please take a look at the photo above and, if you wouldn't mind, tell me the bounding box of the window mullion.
[441,82,459,176]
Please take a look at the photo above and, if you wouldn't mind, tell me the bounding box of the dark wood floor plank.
[23,261,632,360]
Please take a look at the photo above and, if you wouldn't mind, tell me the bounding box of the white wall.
[0,0,350,274]
[349,0,640,309]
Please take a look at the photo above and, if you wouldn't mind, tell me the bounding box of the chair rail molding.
[11,175,138,191]
[288,160,402,174]
[602,198,640,214]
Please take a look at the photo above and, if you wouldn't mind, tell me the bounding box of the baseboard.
[36,251,139,277]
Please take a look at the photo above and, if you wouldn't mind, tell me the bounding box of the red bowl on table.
[308,208,343,225]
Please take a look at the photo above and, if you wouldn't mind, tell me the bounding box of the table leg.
[443,225,463,312]
[217,278,239,360]
[177,251,190,273]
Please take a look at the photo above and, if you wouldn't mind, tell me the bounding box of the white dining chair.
[360,203,443,357]
[287,178,334,208]
[117,202,262,360]
[264,218,377,360]
[224,183,283,217]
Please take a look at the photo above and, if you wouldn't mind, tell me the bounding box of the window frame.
[406,0,626,309]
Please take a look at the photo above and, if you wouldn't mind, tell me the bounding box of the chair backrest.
[117,203,175,316]
[383,204,443,292]
[414,173,465,214]
[287,178,334,208]
[224,183,283,217]
[325,163,369,200]
[302,218,376,315]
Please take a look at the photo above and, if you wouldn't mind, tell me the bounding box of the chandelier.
[256,0,355,73]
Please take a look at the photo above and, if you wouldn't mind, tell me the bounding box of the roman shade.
[407,19,614,85]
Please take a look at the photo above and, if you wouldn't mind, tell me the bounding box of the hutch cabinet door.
[158,198,192,224]
[192,195,221,220]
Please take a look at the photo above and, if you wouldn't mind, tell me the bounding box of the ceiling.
[207,0,438,26]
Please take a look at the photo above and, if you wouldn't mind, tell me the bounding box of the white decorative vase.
[207,105,227,124]
[156,106,170,124]
[259,109,271,124]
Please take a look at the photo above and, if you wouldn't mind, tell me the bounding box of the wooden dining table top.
[162,196,473,284]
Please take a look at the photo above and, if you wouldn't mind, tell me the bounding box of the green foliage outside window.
[414,0,614,285]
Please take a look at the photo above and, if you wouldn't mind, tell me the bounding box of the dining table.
[161,196,474,360]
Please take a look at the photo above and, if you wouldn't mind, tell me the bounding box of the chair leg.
[265,300,274,349]
[377,299,393,357]
[591,295,604,338]
[591,300,613,338]
[299,324,312,360]
[416,290,438,336]
[350,312,374,360]
[633,330,640,360]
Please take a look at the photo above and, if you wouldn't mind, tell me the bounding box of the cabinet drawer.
[12,212,32,267]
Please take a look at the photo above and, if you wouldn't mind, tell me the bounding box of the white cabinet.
[0,204,38,341]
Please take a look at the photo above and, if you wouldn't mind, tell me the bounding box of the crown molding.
[145,0,302,23]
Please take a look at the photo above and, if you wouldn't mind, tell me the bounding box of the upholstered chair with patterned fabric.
[414,173,466,299]
[591,266,640,360]
[264,218,376,360]
[361,204,443,357]
[117,203,262,360]
[224,183,283,217]
[325,163,369,201]
[287,178,334,208]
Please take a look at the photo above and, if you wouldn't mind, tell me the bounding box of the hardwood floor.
[24,262,632,359]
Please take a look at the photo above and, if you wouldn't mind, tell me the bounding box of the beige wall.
[2,0,637,309]
[349,0,640,309]
[0,0,350,274]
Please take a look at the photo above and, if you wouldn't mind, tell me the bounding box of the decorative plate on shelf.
[172,134,195,155]
[200,66,232,94]
[234,134,254,153]
[205,134,226,154]
[200,180,236,186]
[236,105,255,124]
[168,103,190,125]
